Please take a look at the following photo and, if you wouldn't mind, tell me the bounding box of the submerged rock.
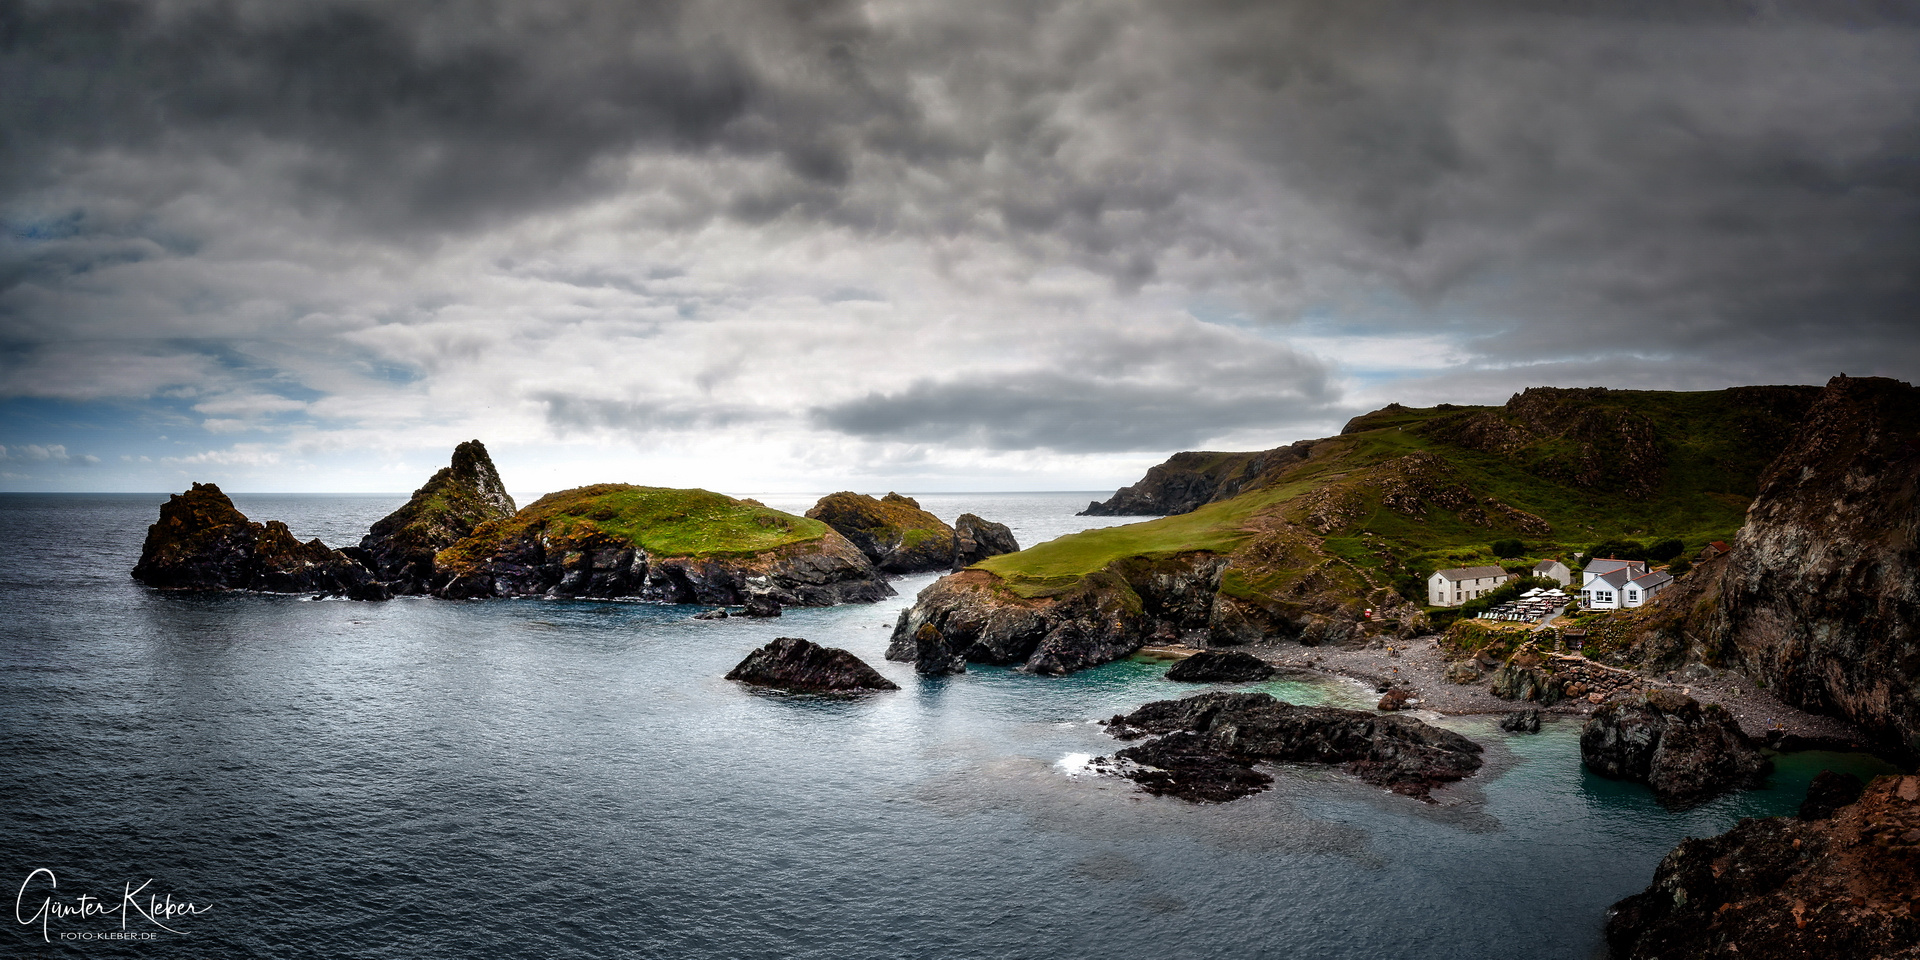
[361,440,517,593]
[1606,774,1920,959]
[1580,688,1771,808]
[1499,709,1542,734]
[1376,687,1414,711]
[953,513,1019,567]
[1798,770,1866,821]
[1164,650,1276,683]
[132,483,376,596]
[1096,691,1484,803]
[724,637,900,693]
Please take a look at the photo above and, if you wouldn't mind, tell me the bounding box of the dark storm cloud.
[3,0,1918,471]
[812,372,1339,453]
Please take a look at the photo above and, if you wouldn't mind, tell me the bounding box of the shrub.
[1646,538,1685,563]
[1667,556,1693,578]
[1490,538,1526,558]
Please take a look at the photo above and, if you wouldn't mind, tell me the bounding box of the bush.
[1491,538,1526,559]
[1666,556,1692,578]
[1646,538,1685,563]
[1584,539,1646,563]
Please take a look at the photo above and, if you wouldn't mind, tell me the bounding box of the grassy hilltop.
[980,386,1822,606]
[439,484,832,570]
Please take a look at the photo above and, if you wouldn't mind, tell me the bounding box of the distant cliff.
[1079,443,1313,516]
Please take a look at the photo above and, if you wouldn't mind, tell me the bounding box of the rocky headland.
[1605,774,1920,960]
[359,440,516,593]
[1580,688,1773,808]
[1618,375,1920,760]
[435,484,892,607]
[724,637,899,693]
[131,483,382,597]
[1094,690,1485,802]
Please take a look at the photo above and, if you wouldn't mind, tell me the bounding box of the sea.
[0,491,1900,959]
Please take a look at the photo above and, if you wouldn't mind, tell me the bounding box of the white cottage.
[1531,559,1572,587]
[1429,565,1513,607]
[1578,559,1673,609]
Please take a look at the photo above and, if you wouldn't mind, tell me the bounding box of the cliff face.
[361,440,518,592]
[1710,375,1920,756]
[132,483,376,595]
[1079,442,1313,516]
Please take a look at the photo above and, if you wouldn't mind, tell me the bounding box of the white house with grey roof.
[1531,559,1572,586]
[1578,558,1674,609]
[1429,565,1514,607]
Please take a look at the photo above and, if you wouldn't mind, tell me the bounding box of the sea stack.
[360,440,517,593]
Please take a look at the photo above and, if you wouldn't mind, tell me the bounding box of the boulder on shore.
[1164,650,1276,683]
[724,637,900,693]
[132,483,377,596]
[1606,774,1920,960]
[1580,688,1771,808]
[1095,691,1484,803]
[360,440,516,593]
[1499,708,1542,734]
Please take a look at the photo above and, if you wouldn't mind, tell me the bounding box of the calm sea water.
[0,492,1898,959]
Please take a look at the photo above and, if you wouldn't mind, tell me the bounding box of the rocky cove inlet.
[0,491,1903,959]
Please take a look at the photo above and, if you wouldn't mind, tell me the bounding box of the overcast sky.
[3,0,1917,495]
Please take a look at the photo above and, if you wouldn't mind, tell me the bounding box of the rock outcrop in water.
[1580,688,1772,808]
[1095,691,1484,802]
[953,513,1019,567]
[804,493,1019,573]
[434,484,892,607]
[131,483,378,596]
[360,440,516,593]
[886,555,1231,676]
[1164,649,1276,682]
[1605,774,1920,960]
[724,637,899,693]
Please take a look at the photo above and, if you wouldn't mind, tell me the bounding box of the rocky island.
[132,442,896,609]
[805,491,1018,573]
[724,636,900,693]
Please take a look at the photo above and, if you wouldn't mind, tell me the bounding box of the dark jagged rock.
[724,637,900,693]
[1580,688,1772,808]
[433,484,892,607]
[1710,376,1920,757]
[805,492,957,574]
[888,556,1228,676]
[953,513,1019,567]
[132,483,377,596]
[692,608,729,621]
[1606,775,1920,960]
[1488,661,1563,706]
[1499,708,1542,734]
[1079,442,1315,516]
[1798,770,1866,821]
[741,595,781,618]
[361,440,517,593]
[1164,649,1276,683]
[1096,691,1484,802]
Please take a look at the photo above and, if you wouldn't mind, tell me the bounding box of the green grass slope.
[439,484,830,569]
[984,385,1821,604]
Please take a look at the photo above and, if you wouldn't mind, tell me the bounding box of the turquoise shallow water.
[0,492,1899,959]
